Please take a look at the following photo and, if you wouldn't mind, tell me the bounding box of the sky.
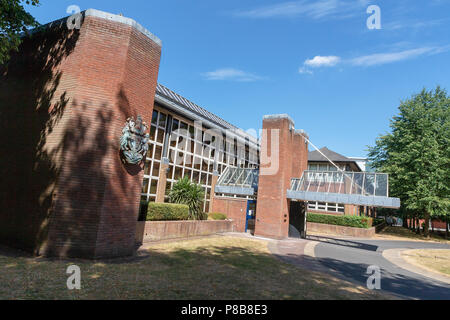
[25,0,450,157]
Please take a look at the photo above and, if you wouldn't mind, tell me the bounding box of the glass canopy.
[288,171,400,208]
[215,167,259,196]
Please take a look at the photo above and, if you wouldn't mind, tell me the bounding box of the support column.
[209,170,219,212]
[0,10,162,259]
[255,115,308,239]
[156,157,170,203]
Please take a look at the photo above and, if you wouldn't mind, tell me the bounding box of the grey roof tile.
[156,83,238,131]
[308,147,352,162]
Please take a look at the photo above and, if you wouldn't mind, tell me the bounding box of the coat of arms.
[120,116,150,165]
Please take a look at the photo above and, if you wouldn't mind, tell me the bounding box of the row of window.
[308,202,345,213]
[142,107,259,212]
[308,163,351,172]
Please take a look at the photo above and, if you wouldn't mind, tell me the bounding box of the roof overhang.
[286,190,401,209]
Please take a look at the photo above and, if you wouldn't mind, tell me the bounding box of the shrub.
[208,213,227,220]
[146,202,190,221]
[373,218,385,226]
[169,177,205,220]
[307,213,373,229]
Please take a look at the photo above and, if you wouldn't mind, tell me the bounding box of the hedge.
[307,213,373,229]
[146,202,190,221]
[208,212,227,220]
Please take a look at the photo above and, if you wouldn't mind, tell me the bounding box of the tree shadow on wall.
[0,21,143,258]
[0,24,80,253]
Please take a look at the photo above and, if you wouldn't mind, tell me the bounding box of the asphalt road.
[309,235,450,300]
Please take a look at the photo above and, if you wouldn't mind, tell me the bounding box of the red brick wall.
[254,117,308,239]
[307,222,376,238]
[0,13,161,258]
[211,197,248,232]
[135,220,234,243]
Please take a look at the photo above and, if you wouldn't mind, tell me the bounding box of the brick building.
[0,9,399,258]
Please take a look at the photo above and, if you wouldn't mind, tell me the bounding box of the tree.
[0,0,40,65]
[169,177,205,220]
[368,87,450,237]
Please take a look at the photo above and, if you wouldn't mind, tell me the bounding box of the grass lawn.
[0,236,390,300]
[402,249,450,277]
[376,226,450,244]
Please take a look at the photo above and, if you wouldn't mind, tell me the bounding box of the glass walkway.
[215,167,259,196]
[287,171,401,208]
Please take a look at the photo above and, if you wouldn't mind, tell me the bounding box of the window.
[308,202,345,213]
[142,107,260,211]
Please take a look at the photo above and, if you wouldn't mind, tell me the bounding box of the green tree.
[0,0,40,64]
[368,87,450,237]
[169,177,205,220]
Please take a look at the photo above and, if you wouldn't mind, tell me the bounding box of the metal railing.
[290,171,389,197]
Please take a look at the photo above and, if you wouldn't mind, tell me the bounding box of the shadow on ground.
[0,238,387,300]
[307,235,379,252]
[274,238,450,300]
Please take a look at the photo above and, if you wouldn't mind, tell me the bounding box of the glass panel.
[150,180,158,194]
[150,126,156,141]
[193,157,201,170]
[184,169,192,179]
[172,119,179,131]
[151,110,158,125]
[174,167,183,180]
[142,179,149,193]
[144,161,152,176]
[185,154,193,168]
[375,174,388,197]
[154,145,162,160]
[152,162,160,177]
[200,173,207,185]
[158,112,167,128]
[192,171,200,184]
[156,129,165,144]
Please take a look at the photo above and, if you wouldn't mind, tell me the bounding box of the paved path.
[268,235,450,300]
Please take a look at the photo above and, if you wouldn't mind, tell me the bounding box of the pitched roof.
[308,147,352,162]
[155,83,238,131]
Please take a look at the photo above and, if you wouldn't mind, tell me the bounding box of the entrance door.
[289,201,307,239]
[245,200,257,234]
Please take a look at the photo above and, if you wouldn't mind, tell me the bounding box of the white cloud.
[305,55,341,67]
[299,46,449,74]
[299,55,341,74]
[235,0,369,20]
[349,47,445,66]
[202,68,264,82]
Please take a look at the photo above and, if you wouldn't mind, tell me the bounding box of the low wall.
[135,220,234,243]
[307,222,376,238]
[211,196,247,232]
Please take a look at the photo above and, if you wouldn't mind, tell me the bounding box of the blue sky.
[26,0,450,157]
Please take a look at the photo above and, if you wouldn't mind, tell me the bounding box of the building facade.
[0,9,398,259]
[143,85,260,212]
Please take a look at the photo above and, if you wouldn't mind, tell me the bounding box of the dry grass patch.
[402,249,450,277]
[0,237,391,300]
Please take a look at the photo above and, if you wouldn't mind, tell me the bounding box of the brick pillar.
[209,170,219,212]
[254,115,308,239]
[45,10,162,259]
[156,157,170,203]
[0,10,162,258]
